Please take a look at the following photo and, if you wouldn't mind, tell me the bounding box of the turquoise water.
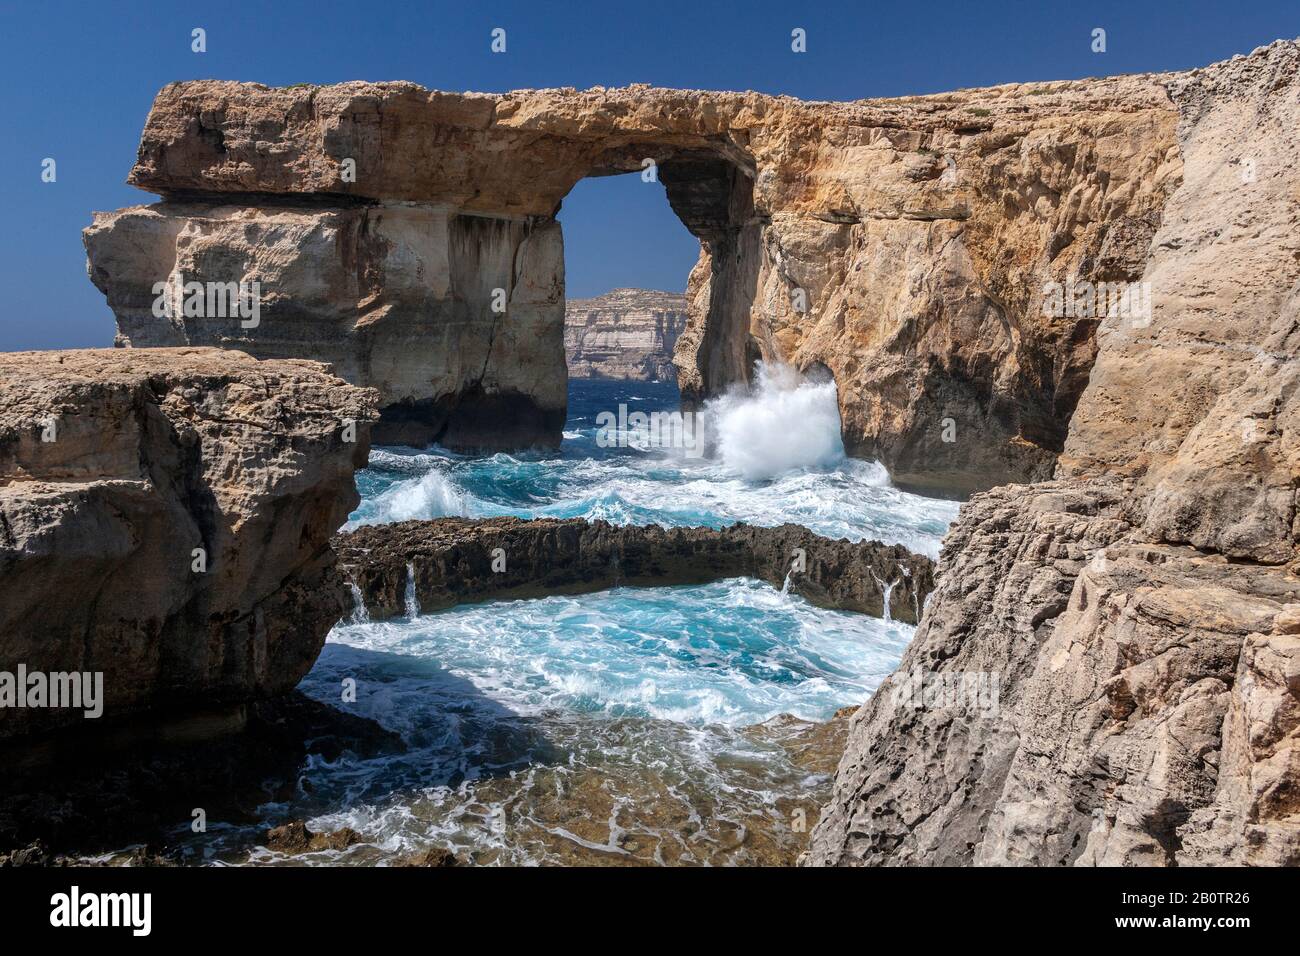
[218,372,958,864]
[349,378,957,558]
[324,578,914,729]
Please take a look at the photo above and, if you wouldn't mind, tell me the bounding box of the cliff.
[0,348,377,740]
[808,40,1300,867]
[565,288,689,382]
[87,71,1178,491]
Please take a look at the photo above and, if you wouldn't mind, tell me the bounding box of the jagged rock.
[266,821,362,854]
[335,517,934,623]
[0,348,377,740]
[808,40,1300,867]
[0,841,51,867]
[565,288,689,381]
[394,847,462,867]
[87,72,1180,491]
[808,481,1300,866]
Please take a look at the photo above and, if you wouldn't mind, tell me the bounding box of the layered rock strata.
[565,288,689,381]
[88,72,1180,491]
[0,348,377,740]
[85,203,564,448]
[808,40,1300,866]
[336,517,934,623]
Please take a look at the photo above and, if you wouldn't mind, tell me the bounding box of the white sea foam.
[704,362,845,481]
[359,468,470,524]
[346,372,959,554]
[324,578,912,727]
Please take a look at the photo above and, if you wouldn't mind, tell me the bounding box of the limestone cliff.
[88,72,1179,491]
[565,288,688,381]
[808,40,1300,867]
[0,348,377,740]
[85,203,564,449]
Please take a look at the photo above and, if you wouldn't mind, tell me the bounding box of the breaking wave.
[347,374,957,557]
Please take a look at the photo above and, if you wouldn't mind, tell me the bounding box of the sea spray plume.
[353,467,469,526]
[344,385,958,554]
[705,363,845,481]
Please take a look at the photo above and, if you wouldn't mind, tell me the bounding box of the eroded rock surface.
[336,517,934,623]
[565,288,688,382]
[0,348,377,740]
[89,71,1181,490]
[85,203,563,448]
[808,40,1300,867]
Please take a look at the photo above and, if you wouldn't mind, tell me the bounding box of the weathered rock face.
[808,40,1300,867]
[336,517,934,623]
[565,288,688,382]
[1059,44,1300,566]
[0,348,377,740]
[89,72,1179,491]
[85,202,564,449]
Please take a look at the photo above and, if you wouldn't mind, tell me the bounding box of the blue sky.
[2,0,1297,350]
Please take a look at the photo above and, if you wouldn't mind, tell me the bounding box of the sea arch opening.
[553,147,762,413]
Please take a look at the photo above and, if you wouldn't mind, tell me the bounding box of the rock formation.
[565,288,689,381]
[808,40,1300,867]
[0,348,377,740]
[85,203,563,449]
[88,72,1179,491]
[337,517,934,623]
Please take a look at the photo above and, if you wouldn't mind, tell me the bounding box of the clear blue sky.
[2,0,1297,350]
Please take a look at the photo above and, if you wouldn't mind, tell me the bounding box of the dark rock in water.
[0,348,378,742]
[395,847,462,867]
[336,517,935,624]
[0,692,402,860]
[266,821,362,854]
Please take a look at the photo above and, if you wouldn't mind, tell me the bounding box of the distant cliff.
[564,289,688,382]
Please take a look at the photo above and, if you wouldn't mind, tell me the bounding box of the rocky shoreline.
[2,39,1298,868]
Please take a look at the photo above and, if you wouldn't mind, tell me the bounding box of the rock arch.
[86,77,1180,492]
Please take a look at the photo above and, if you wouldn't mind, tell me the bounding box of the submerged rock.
[0,348,378,740]
[335,517,935,623]
[394,848,462,867]
[265,821,362,854]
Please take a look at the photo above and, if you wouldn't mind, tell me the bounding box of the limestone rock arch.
[86,77,1180,492]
